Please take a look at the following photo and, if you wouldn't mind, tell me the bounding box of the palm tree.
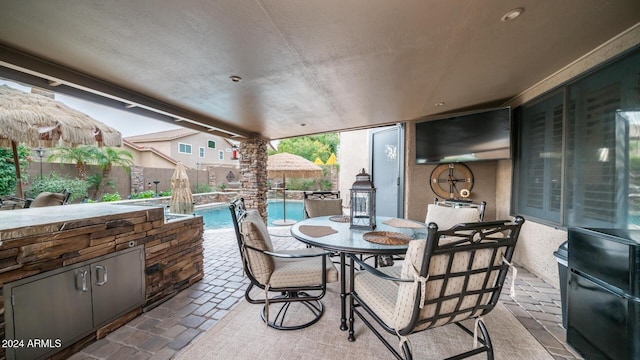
[47,146,98,180]
[92,147,134,199]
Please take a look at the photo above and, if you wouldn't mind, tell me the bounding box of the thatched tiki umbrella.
[169,162,194,214]
[267,152,323,225]
[0,85,122,198]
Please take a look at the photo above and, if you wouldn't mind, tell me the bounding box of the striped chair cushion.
[240,210,275,284]
[353,266,402,327]
[425,204,480,230]
[393,239,506,331]
[304,198,343,218]
[269,248,339,288]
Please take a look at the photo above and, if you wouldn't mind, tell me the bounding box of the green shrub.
[159,189,172,197]
[0,144,30,196]
[286,178,317,191]
[194,183,212,194]
[320,179,333,191]
[129,190,156,199]
[27,173,90,202]
[102,192,122,202]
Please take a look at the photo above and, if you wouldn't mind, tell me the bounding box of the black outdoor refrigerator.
[567,228,640,360]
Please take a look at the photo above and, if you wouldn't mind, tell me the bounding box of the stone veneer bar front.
[0,203,204,359]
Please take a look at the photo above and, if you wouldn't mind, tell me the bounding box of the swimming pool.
[195,200,304,229]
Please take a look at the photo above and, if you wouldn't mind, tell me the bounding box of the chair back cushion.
[425,204,480,229]
[304,198,343,218]
[240,210,275,284]
[30,192,66,207]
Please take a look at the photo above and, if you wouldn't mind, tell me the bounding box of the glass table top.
[290,216,428,254]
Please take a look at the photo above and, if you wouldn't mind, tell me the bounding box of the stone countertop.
[0,203,164,240]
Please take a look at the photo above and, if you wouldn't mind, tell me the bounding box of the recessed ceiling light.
[435,102,445,107]
[501,8,524,22]
[229,75,242,83]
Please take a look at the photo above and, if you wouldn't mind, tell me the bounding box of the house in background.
[125,128,242,191]
[123,139,177,169]
[125,128,239,170]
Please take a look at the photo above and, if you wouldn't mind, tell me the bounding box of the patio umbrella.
[0,85,122,198]
[326,153,337,165]
[169,162,194,214]
[267,152,323,225]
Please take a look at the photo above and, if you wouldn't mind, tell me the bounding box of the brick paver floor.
[71,227,583,360]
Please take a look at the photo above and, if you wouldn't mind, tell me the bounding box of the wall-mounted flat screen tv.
[415,106,512,164]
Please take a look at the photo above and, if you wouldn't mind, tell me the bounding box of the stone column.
[130,165,144,194]
[206,165,216,187]
[238,137,268,221]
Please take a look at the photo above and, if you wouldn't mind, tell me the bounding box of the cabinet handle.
[95,265,108,286]
[76,270,88,292]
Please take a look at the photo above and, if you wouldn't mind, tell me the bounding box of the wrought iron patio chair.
[349,216,525,359]
[229,197,338,330]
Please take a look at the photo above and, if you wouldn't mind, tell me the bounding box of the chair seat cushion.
[354,266,402,327]
[269,248,338,288]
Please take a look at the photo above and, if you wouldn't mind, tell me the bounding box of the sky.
[0,79,182,137]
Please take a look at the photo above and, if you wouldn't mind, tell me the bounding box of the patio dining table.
[290,215,427,333]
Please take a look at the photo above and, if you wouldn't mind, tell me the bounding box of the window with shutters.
[565,84,622,227]
[514,92,563,223]
[513,48,640,228]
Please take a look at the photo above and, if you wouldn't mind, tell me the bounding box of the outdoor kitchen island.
[0,203,204,360]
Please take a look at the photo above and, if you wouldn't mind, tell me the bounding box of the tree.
[47,146,98,180]
[92,147,134,199]
[272,133,339,163]
[310,133,339,155]
[0,144,31,196]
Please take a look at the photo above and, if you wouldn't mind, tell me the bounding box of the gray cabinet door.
[10,266,93,360]
[91,247,145,327]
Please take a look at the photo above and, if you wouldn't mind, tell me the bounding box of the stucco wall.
[338,129,370,201]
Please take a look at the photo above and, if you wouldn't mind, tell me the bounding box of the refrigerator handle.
[75,269,88,292]
[95,265,108,286]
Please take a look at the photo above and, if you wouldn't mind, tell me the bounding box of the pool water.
[195,200,304,229]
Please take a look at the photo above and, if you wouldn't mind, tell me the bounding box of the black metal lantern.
[350,168,376,230]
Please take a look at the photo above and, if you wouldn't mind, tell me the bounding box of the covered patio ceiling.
[0,1,639,140]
